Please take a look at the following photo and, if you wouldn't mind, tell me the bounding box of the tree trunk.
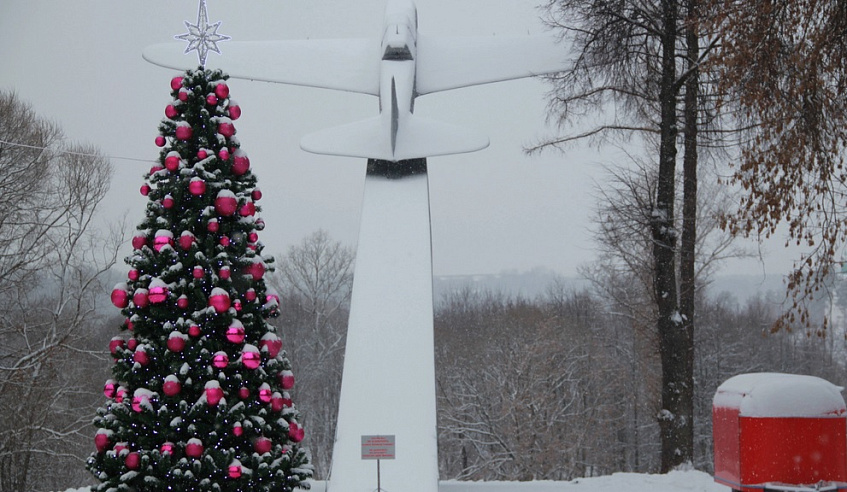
[678,0,700,470]
[653,0,688,473]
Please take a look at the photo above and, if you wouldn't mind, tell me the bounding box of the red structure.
[713,373,847,492]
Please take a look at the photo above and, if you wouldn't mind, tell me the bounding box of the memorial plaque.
[361,435,396,460]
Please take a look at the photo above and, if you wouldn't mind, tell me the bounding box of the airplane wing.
[143,39,381,96]
[300,113,489,161]
[415,34,566,95]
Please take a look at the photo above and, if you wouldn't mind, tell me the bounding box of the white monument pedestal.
[328,159,438,492]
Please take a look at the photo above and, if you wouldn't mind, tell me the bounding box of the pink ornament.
[162,196,174,209]
[247,261,265,280]
[206,389,224,406]
[209,288,231,312]
[155,135,166,147]
[192,265,204,279]
[242,345,261,369]
[215,82,230,99]
[132,234,147,250]
[175,125,193,141]
[160,442,175,455]
[228,463,242,479]
[228,103,241,120]
[162,376,181,397]
[134,349,149,366]
[109,337,125,356]
[197,149,208,159]
[140,184,151,196]
[131,390,151,413]
[95,431,111,453]
[178,89,189,102]
[266,292,280,307]
[256,218,265,230]
[113,442,128,455]
[280,370,295,390]
[260,334,282,358]
[254,437,272,455]
[128,269,139,281]
[149,286,168,304]
[219,266,231,279]
[125,318,134,331]
[215,192,238,216]
[258,384,272,403]
[226,321,245,343]
[238,387,250,399]
[207,219,219,232]
[170,76,184,91]
[252,189,262,202]
[271,394,283,412]
[212,351,229,369]
[239,200,256,217]
[188,178,206,196]
[185,438,203,458]
[179,231,196,250]
[248,232,259,243]
[245,288,257,302]
[289,422,305,443]
[206,94,218,106]
[233,423,244,437]
[232,151,250,175]
[164,154,180,171]
[219,236,230,247]
[177,295,189,309]
[111,284,129,308]
[233,299,242,311]
[189,323,201,337]
[133,289,149,308]
[205,381,224,406]
[150,164,164,174]
[153,231,174,252]
[125,452,140,470]
[115,388,127,404]
[271,392,290,412]
[127,338,138,351]
[104,380,117,398]
[218,148,230,161]
[165,104,178,119]
[167,332,186,352]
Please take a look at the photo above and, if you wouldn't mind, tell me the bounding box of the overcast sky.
[0,0,800,279]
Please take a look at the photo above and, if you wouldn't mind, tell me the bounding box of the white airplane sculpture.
[143,0,564,162]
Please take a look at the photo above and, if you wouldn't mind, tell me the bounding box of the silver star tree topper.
[175,0,230,66]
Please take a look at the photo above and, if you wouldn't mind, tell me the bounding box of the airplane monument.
[144,2,565,492]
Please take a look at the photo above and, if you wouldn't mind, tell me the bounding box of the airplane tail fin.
[300,114,489,161]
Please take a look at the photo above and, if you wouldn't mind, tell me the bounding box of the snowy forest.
[6,0,847,490]
[3,206,847,491]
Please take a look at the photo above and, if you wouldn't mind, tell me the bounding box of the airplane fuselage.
[380,0,419,154]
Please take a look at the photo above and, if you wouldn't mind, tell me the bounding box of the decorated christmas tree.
[88,67,313,491]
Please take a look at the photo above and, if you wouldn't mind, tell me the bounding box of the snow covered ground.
[60,470,727,492]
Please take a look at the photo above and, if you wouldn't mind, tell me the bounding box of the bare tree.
[582,155,744,468]
[532,0,718,469]
[0,91,118,491]
[435,289,629,480]
[270,230,354,478]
